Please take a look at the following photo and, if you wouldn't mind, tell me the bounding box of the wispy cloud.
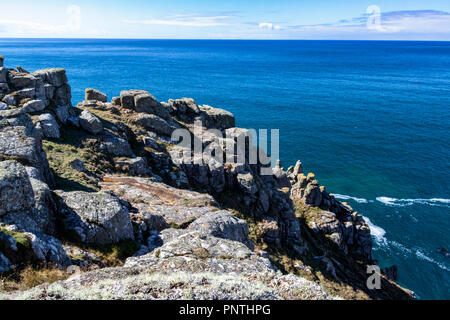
[123,14,231,27]
[286,9,450,35]
[258,22,281,30]
[0,5,80,34]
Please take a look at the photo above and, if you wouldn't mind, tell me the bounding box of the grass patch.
[0,265,70,292]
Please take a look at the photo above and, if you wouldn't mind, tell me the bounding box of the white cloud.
[0,5,81,34]
[124,15,230,27]
[258,22,281,30]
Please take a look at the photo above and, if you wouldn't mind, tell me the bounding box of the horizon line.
[0,37,449,42]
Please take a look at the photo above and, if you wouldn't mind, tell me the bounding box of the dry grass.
[0,266,70,292]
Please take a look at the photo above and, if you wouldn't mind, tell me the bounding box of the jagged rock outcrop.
[290,172,372,259]
[0,56,412,300]
[0,114,54,186]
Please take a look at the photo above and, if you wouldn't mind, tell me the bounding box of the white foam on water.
[363,216,387,245]
[415,250,450,272]
[333,194,369,204]
[376,197,450,207]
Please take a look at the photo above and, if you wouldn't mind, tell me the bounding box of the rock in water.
[79,109,103,134]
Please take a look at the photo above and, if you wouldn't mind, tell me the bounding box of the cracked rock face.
[55,190,134,244]
[0,115,54,186]
[100,175,219,228]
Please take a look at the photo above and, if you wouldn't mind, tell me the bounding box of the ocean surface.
[1,39,449,299]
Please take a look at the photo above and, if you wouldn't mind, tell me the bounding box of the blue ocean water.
[0,39,449,299]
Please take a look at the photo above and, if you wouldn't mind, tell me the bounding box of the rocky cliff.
[0,56,413,300]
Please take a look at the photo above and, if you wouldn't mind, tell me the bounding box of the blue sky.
[0,0,449,40]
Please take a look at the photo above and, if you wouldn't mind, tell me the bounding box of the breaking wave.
[363,216,387,245]
[376,197,450,207]
[333,194,369,203]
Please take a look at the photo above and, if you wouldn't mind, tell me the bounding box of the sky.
[0,0,449,40]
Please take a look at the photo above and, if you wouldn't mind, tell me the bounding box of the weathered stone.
[0,115,53,186]
[55,104,70,124]
[85,88,107,102]
[54,84,71,105]
[114,157,148,176]
[134,93,170,119]
[8,72,36,89]
[22,99,46,113]
[200,105,235,129]
[100,175,217,227]
[25,232,70,266]
[69,159,85,172]
[0,102,7,110]
[133,113,172,136]
[101,136,133,157]
[44,83,55,100]
[38,113,60,139]
[0,160,34,216]
[55,190,134,244]
[33,68,68,87]
[188,210,254,249]
[79,109,103,134]
[119,89,147,109]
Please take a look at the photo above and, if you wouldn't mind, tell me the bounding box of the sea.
[0,39,449,299]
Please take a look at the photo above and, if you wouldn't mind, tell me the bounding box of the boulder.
[133,113,172,136]
[38,113,60,139]
[188,210,254,249]
[32,68,68,87]
[22,99,46,113]
[119,89,147,109]
[79,109,103,134]
[134,93,170,119]
[55,104,70,124]
[69,159,85,172]
[0,160,34,216]
[0,115,53,186]
[200,105,235,129]
[0,161,56,234]
[101,136,133,157]
[114,157,148,176]
[8,72,36,89]
[25,232,70,266]
[55,190,134,244]
[85,88,107,102]
[0,102,7,110]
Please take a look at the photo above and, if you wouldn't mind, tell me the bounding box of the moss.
[0,228,30,249]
